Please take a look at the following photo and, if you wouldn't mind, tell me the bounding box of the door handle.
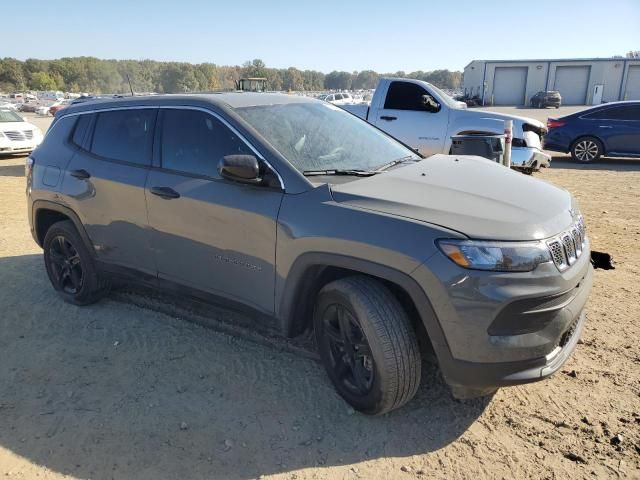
[150,186,181,199]
[598,125,612,128]
[69,169,91,179]
[380,116,397,121]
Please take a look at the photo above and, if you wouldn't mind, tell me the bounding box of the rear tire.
[314,276,421,415]
[43,220,109,305]
[571,136,603,163]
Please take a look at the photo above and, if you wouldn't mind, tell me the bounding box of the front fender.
[273,184,460,335]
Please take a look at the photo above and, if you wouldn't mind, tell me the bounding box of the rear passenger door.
[145,107,284,314]
[594,105,640,155]
[61,108,157,275]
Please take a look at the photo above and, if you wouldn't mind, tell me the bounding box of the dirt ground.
[0,112,638,479]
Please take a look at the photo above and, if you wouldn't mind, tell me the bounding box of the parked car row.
[317,92,356,105]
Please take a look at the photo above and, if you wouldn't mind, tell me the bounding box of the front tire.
[314,276,421,415]
[571,137,603,163]
[43,220,109,305]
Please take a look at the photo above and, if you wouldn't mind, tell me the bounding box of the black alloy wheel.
[43,220,109,305]
[322,303,374,396]
[314,276,421,415]
[48,235,84,294]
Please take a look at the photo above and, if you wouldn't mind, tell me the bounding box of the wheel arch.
[277,253,452,364]
[32,200,94,255]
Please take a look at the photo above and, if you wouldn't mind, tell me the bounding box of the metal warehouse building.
[464,58,640,106]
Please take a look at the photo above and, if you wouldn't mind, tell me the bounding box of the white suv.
[323,92,354,105]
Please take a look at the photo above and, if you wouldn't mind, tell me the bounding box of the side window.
[584,106,640,120]
[603,106,640,120]
[584,108,610,120]
[384,81,429,110]
[71,114,92,148]
[90,109,155,165]
[160,109,250,178]
[622,106,640,120]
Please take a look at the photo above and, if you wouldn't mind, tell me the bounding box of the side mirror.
[422,94,441,113]
[218,154,262,185]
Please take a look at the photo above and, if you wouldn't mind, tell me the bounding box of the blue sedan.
[543,101,640,163]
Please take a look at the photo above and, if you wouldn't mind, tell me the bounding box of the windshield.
[0,110,23,122]
[235,101,419,173]
[428,84,462,109]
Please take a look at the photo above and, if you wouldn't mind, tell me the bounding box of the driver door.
[373,80,448,156]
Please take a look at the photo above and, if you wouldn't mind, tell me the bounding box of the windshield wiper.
[375,155,420,172]
[302,169,380,177]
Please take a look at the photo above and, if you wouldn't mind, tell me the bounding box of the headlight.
[0,132,5,138]
[437,239,551,272]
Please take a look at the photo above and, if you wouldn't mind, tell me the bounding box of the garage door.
[624,65,640,100]
[554,66,590,105]
[493,67,528,105]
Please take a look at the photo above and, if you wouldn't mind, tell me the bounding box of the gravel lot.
[0,112,638,479]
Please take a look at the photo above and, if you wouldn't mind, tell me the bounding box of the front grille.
[3,130,32,142]
[548,240,567,270]
[547,216,587,272]
[562,234,576,264]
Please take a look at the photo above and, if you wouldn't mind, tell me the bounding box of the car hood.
[459,109,546,131]
[330,155,575,241]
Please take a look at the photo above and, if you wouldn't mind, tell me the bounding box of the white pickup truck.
[341,78,551,172]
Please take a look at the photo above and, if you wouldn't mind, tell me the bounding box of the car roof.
[60,92,317,117]
[581,100,639,110]
[562,100,640,118]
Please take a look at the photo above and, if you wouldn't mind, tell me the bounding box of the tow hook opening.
[591,251,615,270]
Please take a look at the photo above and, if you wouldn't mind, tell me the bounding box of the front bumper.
[412,243,593,394]
[511,146,552,170]
[0,139,40,154]
[441,272,590,393]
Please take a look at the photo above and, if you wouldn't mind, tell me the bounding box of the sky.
[5,0,639,72]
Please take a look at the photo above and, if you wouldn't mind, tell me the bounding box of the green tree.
[31,72,58,90]
[0,58,27,91]
[352,70,378,89]
[242,59,267,78]
[324,71,353,90]
[0,56,463,94]
[282,67,304,91]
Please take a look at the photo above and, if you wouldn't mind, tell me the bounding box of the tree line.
[0,57,462,94]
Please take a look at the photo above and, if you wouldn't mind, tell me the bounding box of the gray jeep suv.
[27,93,593,415]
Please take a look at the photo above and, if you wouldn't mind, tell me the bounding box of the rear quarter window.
[71,114,92,148]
